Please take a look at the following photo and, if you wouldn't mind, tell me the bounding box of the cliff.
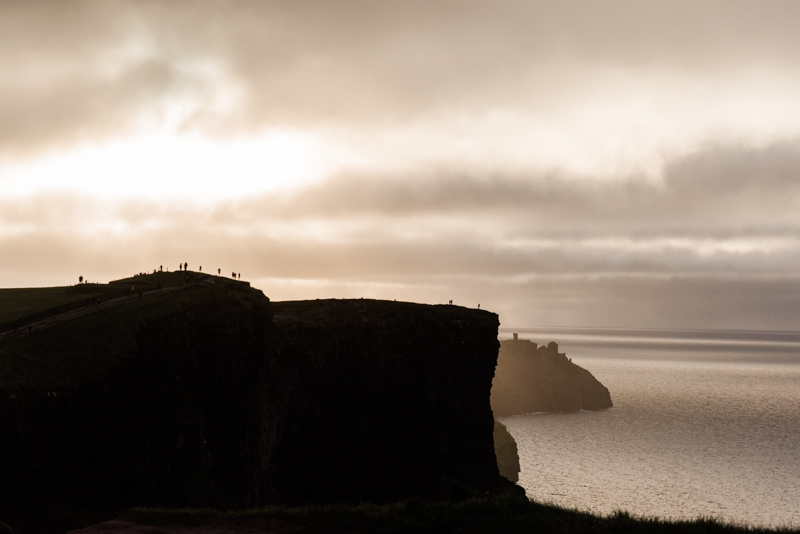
[266,299,505,503]
[491,339,612,417]
[0,277,514,533]
[493,420,520,483]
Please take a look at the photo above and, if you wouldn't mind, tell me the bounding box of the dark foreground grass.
[128,496,800,534]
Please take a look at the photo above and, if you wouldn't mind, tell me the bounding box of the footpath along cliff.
[491,338,613,417]
[0,275,518,533]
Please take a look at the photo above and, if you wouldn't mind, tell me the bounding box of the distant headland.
[491,335,613,417]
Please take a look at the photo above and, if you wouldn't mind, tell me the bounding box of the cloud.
[3,141,800,287]
[201,139,800,240]
[4,2,800,328]
[4,0,800,169]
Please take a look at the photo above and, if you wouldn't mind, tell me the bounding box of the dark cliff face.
[0,293,509,532]
[0,293,272,531]
[491,339,612,417]
[263,299,503,503]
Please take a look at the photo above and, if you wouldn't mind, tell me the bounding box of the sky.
[3,0,800,330]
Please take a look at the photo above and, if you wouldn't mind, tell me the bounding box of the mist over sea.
[498,327,800,528]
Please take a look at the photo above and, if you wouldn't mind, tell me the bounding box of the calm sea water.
[498,327,800,528]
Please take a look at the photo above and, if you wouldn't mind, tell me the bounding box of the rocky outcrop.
[491,339,612,417]
[0,292,515,533]
[493,420,520,483]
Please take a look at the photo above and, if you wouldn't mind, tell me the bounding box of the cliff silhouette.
[491,338,612,417]
[0,274,519,533]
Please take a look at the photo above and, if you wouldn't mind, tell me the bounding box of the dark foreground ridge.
[69,497,800,534]
[491,338,613,417]
[0,273,516,533]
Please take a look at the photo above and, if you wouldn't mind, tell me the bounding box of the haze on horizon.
[2,0,800,331]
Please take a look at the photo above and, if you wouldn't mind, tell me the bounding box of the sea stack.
[491,337,613,416]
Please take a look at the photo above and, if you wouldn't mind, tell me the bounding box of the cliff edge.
[491,339,612,417]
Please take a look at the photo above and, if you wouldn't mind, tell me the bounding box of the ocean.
[498,327,800,528]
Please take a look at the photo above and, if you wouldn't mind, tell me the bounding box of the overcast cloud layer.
[2,0,800,330]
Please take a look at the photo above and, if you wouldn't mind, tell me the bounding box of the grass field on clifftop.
[0,285,118,325]
[0,272,241,325]
[0,272,263,393]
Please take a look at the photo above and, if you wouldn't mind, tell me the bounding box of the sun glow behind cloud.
[0,129,339,203]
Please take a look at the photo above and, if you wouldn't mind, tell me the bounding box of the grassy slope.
[0,286,118,324]
[128,497,799,534]
[0,271,234,325]
[0,273,252,393]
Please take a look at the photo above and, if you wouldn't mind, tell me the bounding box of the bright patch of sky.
[0,129,340,203]
[4,62,800,205]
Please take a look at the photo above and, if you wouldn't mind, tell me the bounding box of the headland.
[0,272,515,533]
[491,337,613,417]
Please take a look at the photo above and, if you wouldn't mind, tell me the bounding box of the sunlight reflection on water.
[499,329,800,528]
